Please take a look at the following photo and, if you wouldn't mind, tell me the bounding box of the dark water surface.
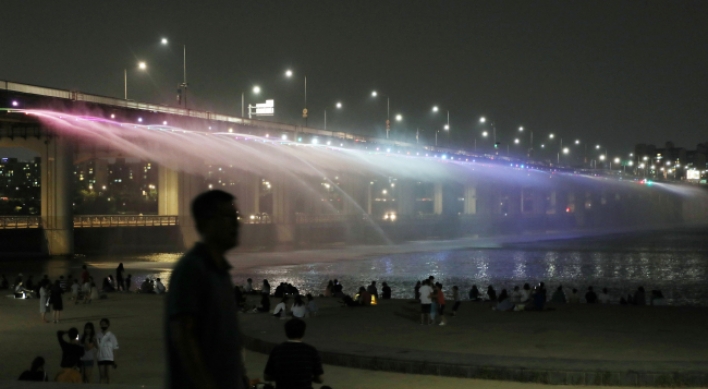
[3,227,707,306]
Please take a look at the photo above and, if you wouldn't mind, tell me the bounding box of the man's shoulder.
[275,341,319,354]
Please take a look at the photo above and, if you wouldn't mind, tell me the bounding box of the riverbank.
[1,292,707,388]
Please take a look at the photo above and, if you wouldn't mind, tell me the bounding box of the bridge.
[1,80,707,255]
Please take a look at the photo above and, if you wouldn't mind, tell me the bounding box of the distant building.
[634,142,708,181]
[0,157,41,215]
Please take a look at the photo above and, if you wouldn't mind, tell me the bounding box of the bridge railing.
[73,215,179,228]
[0,216,42,229]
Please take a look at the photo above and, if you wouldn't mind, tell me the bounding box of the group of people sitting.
[463,283,665,311]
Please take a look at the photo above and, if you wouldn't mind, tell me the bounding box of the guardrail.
[0,216,42,229]
[73,215,178,228]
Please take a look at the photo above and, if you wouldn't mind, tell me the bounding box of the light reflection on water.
[3,245,708,307]
[231,249,708,306]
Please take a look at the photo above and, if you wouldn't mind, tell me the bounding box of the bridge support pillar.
[273,175,295,244]
[158,166,179,215]
[342,175,368,215]
[464,184,477,215]
[398,180,416,216]
[178,172,204,249]
[41,136,74,255]
[433,183,443,215]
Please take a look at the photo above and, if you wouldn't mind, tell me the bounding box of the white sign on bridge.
[249,99,275,118]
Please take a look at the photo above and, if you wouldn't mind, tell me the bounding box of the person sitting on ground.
[25,275,35,291]
[244,278,254,294]
[568,288,580,303]
[287,283,299,296]
[140,278,153,294]
[234,286,246,310]
[520,283,531,303]
[273,297,288,318]
[486,285,497,302]
[264,318,324,388]
[155,278,166,294]
[551,285,567,303]
[598,287,611,304]
[291,295,307,318]
[529,286,547,311]
[357,286,372,306]
[585,286,598,304]
[381,282,392,300]
[324,280,333,297]
[306,294,318,316]
[332,279,344,298]
[650,290,666,306]
[14,281,32,299]
[367,281,379,301]
[18,356,48,382]
[633,286,646,306]
[414,281,421,301]
[58,276,67,292]
[510,286,522,303]
[261,279,271,296]
[495,289,515,312]
[273,283,286,298]
[89,282,99,301]
[71,279,81,304]
[102,276,115,293]
[252,293,272,313]
[469,285,481,301]
[56,328,85,383]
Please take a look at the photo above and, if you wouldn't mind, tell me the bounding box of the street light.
[161,38,168,45]
[514,138,520,144]
[285,69,293,77]
[575,139,580,144]
[432,106,438,112]
[124,61,147,100]
[285,70,308,126]
[482,131,488,137]
[563,147,569,154]
[395,114,402,121]
[479,116,496,143]
[371,91,391,138]
[253,86,261,94]
[336,102,342,108]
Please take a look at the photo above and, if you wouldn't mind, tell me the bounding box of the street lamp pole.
[304,76,307,127]
[324,109,327,132]
[124,69,127,100]
[386,97,390,139]
[181,45,188,109]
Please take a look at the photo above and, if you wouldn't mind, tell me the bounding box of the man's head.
[68,327,79,340]
[285,318,306,340]
[192,190,239,251]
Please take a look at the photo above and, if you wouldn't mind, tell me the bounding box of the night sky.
[2,1,707,157]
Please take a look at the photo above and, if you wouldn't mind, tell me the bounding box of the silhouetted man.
[166,190,247,389]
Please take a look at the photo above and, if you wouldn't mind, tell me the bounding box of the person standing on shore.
[418,280,433,325]
[56,328,84,383]
[97,318,119,384]
[50,280,64,324]
[80,322,97,383]
[39,280,49,323]
[165,190,248,389]
[451,285,461,316]
[116,263,125,292]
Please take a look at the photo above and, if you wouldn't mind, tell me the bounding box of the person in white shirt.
[568,288,581,304]
[155,278,166,294]
[418,280,434,325]
[510,286,522,304]
[598,288,611,304]
[291,295,307,318]
[96,318,119,384]
[273,297,288,318]
[519,283,531,303]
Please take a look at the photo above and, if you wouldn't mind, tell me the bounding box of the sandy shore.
[2,290,707,388]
